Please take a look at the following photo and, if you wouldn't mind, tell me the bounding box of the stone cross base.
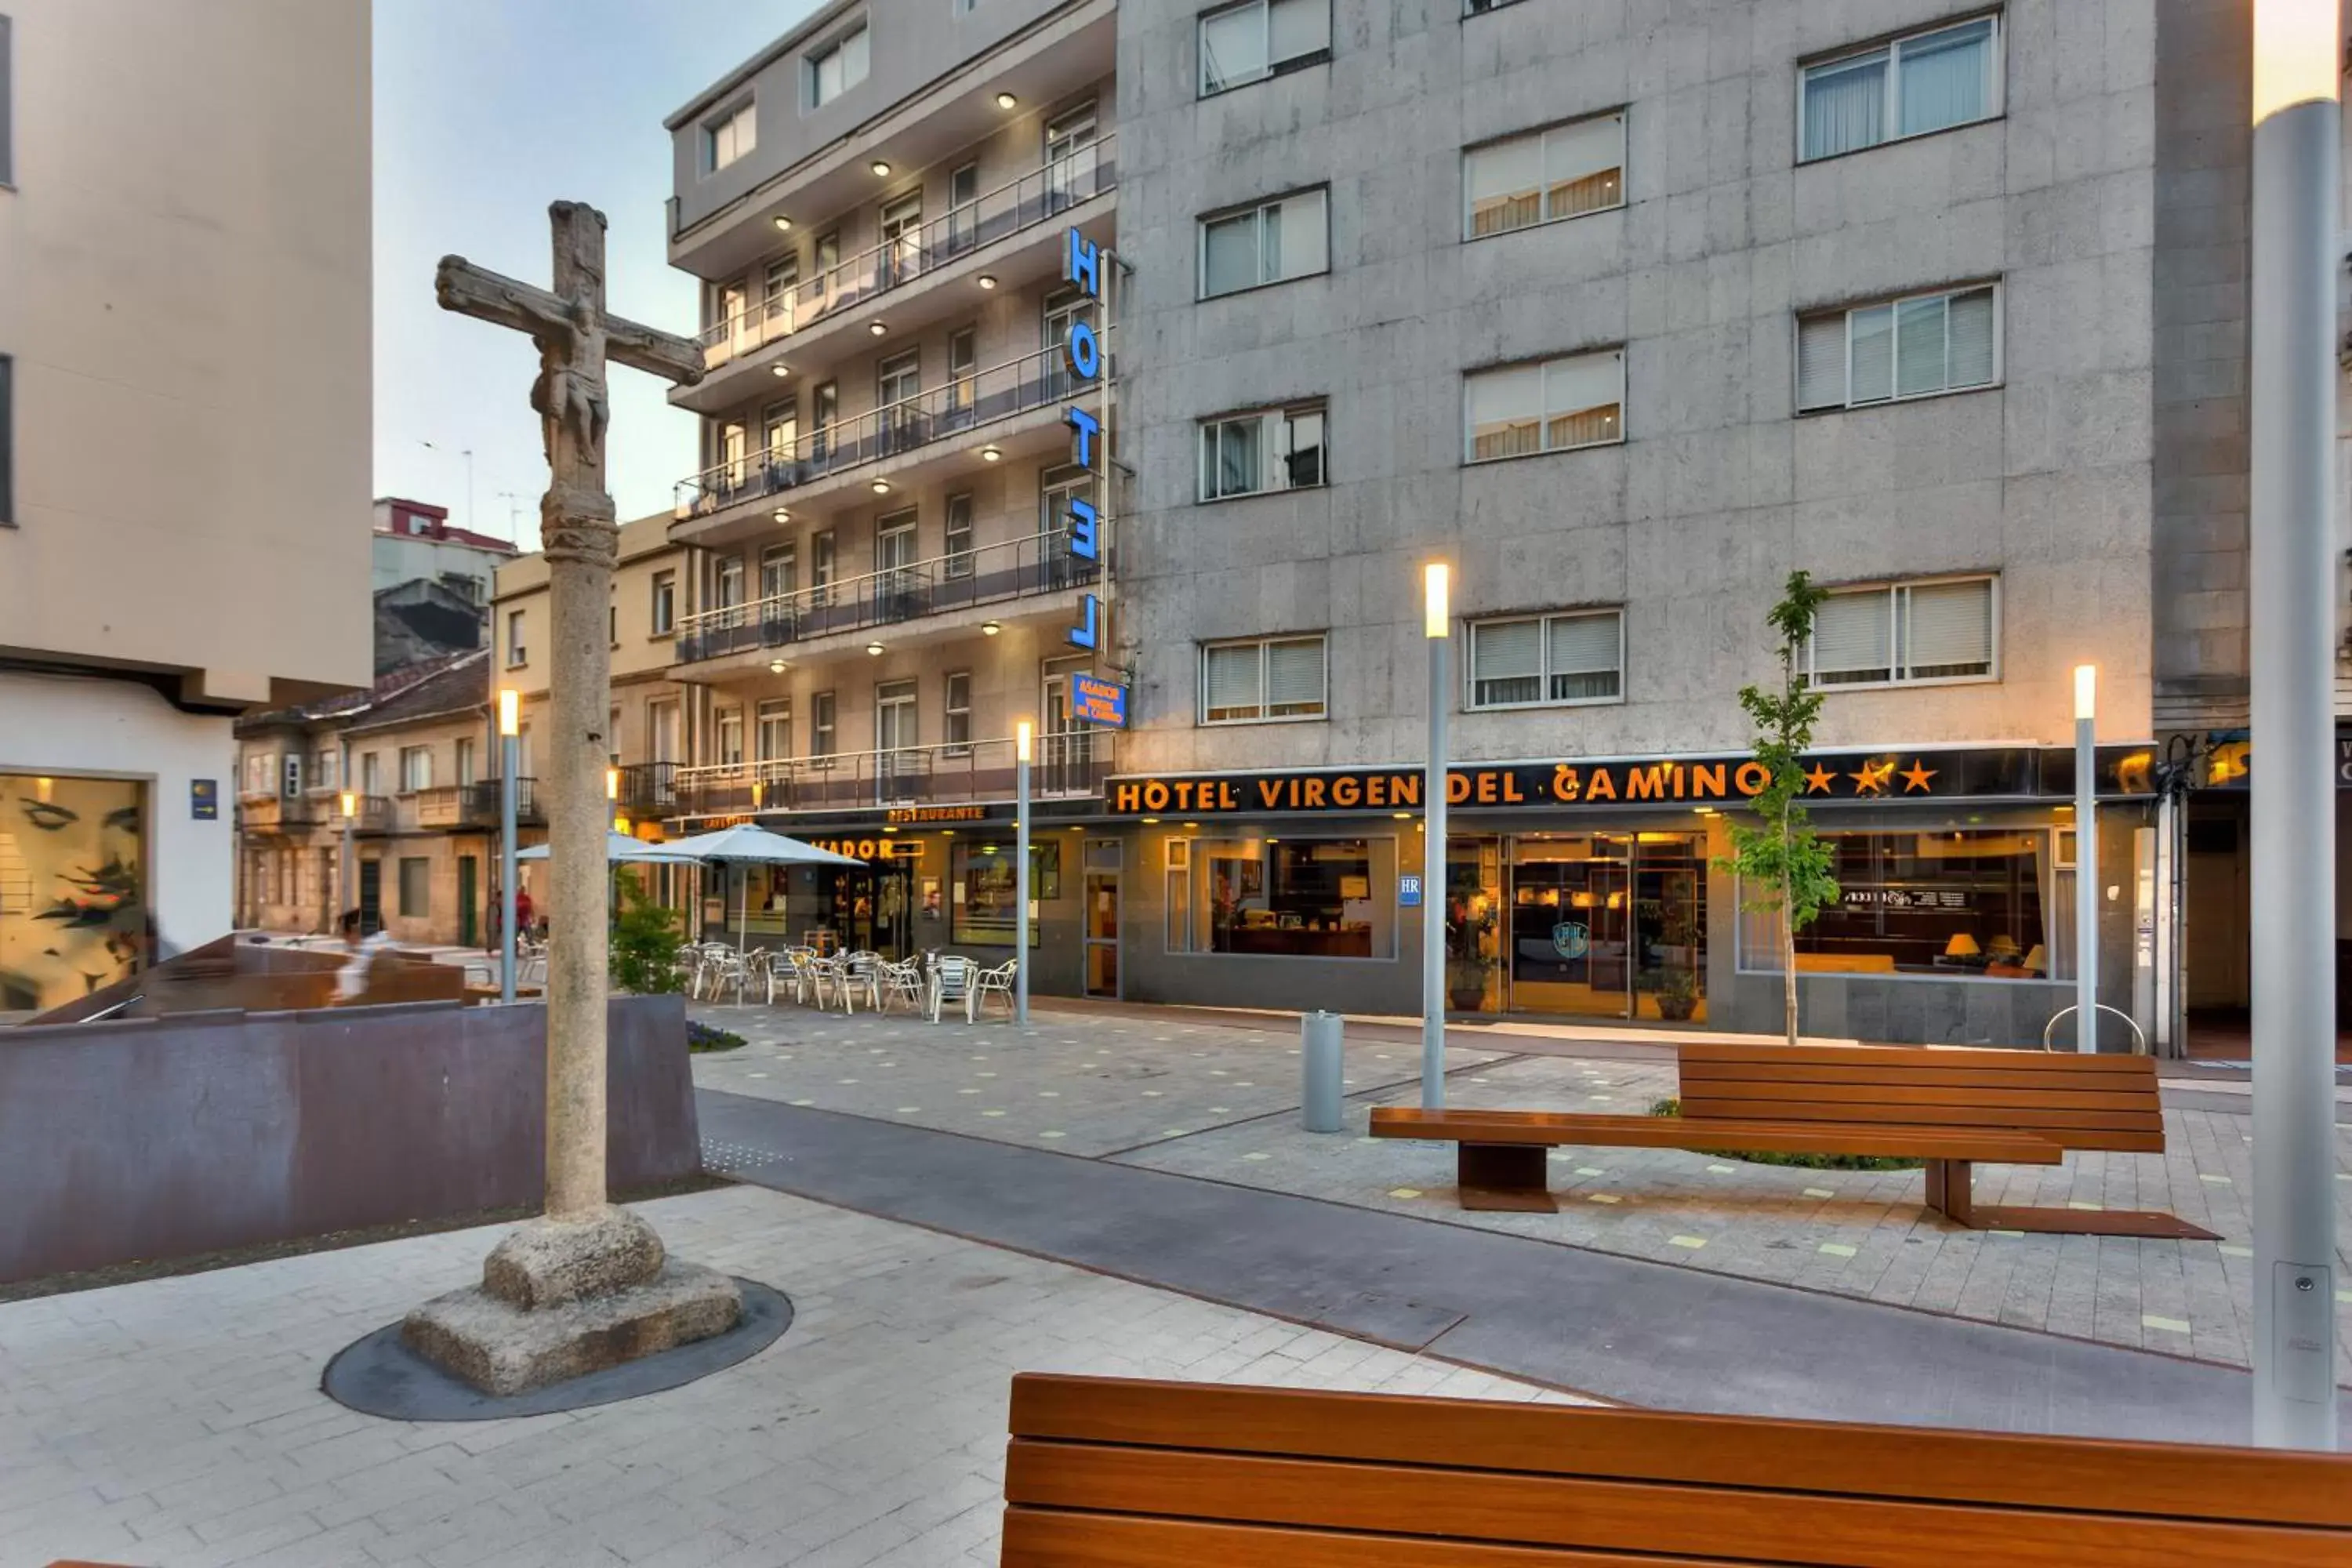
[401,1208,744,1397]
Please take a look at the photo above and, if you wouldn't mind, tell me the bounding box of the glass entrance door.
[1084,840,1120,998]
[1507,835,1632,1018]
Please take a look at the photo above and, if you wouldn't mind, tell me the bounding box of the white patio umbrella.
[662,823,863,954]
[517,830,701,863]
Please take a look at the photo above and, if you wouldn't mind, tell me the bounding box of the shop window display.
[1740,827,2049,978]
[1198,837,1393,959]
[953,841,1058,946]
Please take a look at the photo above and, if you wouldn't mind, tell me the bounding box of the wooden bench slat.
[1677,1099,2163,1140]
[1004,1440,2340,1567]
[1007,1377,2352,1530]
[1002,1508,1737,1566]
[1680,1080,2159,1112]
[1679,1044,2151,1073]
[1367,1109,2062,1163]
[1682,1064,2160,1094]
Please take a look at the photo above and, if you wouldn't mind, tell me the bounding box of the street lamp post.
[2073,665,2097,1055]
[1014,720,1033,1026]
[1422,562,1450,1110]
[338,789,356,934]
[499,689,521,1005]
[2249,0,2340,1450]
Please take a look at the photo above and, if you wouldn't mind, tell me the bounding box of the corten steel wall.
[0,996,699,1285]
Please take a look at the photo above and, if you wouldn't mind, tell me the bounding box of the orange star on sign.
[1900,758,1938,793]
[1801,763,1836,795]
[1848,759,1895,796]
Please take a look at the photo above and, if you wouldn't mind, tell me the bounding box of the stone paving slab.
[690,1001,2352,1374]
[0,1186,1575,1567]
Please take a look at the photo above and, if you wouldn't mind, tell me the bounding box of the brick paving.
[692,1000,2352,1371]
[0,1186,1577,1567]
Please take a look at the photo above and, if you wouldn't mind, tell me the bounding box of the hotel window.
[1200,634,1327,724]
[361,752,381,797]
[1164,839,1195,953]
[505,610,526,666]
[811,531,837,605]
[811,691,837,760]
[1464,350,1623,463]
[713,554,746,612]
[1800,15,2001,163]
[1198,0,1330,97]
[944,492,975,579]
[1796,284,1999,411]
[1194,837,1396,959]
[811,380,838,460]
[760,543,797,604]
[1199,402,1325,502]
[763,256,797,320]
[455,738,476,789]
[651,571,676,635]
[311,750,339,794]
[763,399,797,466]
[943,672,973,756]
[1740,828,2048,980]
[1464,111,1625,239]
[952,840,1059,946]
[1468,610,1623,710]
[701,99,756,173]
[1198,188,1328,299]
[805,21,869,108]
[1809,576,1998,688]
[397,858,431,920]
[242,752,275,797]
[716,708,746,768]
[757,699,792,763]
[398,746,433,793]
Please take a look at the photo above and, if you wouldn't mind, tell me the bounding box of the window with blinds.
[1464,112,1626,239]
[1809,577,1996,688]
[1201,635,1328,724]
[1796,284,1998,412]
[1468,611,1623,709]
[1199,402,1327,500]
[1199,189,1329,298]
[1199,0,1330,97]
[1798,15,2000,163]
[1465,350,1624,463]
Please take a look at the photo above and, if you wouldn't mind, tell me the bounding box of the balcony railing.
[675,528,1105,666]
[618,762,678,816]
[679,336,1111,517]
[348,796,395,834]
[674,732,1112,818]
[460,778,542,826]
[236,797,320,833]
[696,135,1117,367]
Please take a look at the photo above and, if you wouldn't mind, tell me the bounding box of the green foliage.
[688,1020,746,1053]
[1645,1099,1920,1171]
[610,873,684,996]
[1714,571,1841,1045]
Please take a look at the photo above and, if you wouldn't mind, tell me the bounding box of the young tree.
[1719,571,1840,1047]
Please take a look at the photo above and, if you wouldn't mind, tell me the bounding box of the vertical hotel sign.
[1060,229,1103,651]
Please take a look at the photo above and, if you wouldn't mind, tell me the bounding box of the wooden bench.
[1001,1373,2352,1564]
[1370,1042,2216,1239]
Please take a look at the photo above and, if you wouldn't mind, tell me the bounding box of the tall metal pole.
[499,690,520,1006]
[1422,564,1450,1109]
[339,789,355,932]
[1015,720,1033,1025]
[2073,665,2098,1054]
[2249,0,2340,1450]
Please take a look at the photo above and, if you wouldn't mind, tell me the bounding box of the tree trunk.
[1780,855,1798,1049]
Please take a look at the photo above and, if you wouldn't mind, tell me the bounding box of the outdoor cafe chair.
[877,958,926,1014]
[807,954,855,1014]
[929,956,976,1023]
[843,951,884,1011]
[972,960,1018,1018]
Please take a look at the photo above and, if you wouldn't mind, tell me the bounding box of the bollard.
[1301,1010,1344,1133]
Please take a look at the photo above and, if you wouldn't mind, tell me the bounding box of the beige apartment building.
[0,0,371,1010]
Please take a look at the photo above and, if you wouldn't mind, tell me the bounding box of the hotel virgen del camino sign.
[1105,746,2159,818]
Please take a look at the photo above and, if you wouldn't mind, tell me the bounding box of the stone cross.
[436,203,703,1221]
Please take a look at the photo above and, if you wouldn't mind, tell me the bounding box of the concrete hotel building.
[0,1,372,1011]
[659,0,2345,1047]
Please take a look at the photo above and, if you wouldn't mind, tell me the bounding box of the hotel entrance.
[1447,831,1708,1022]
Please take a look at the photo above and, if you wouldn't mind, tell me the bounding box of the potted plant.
[1443,895,1500,1011]
[1654,963,1700,1022]
[1446,950,1497,1011]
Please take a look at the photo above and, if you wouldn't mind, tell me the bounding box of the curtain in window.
[1812,591,1893,684]
[1200,3,1267,93]
[1544,353,1623,449]
[1947,287,1997,387]
[1548,613,1621,700]
[1466,136,1543,238]
[1900,580,1994,677]
[1272,191,1327,279]
[1466,364,1543,460]
[1847,304,1895,403]
[1795,314,1848,410]
[1266,639,1326,715]
[1895,295,1949,397]
[1544,114,1625,219]
[1801,52,1887,161]
[1202,212,1260,296]
[1897,20,1992,138]
[1472,620,1544,706]
[1204,644,1263,718]
[1203,419,1261,498]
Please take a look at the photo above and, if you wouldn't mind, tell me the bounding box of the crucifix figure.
[402,203,734,1396]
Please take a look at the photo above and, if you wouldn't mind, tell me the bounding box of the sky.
[372,1,822,539]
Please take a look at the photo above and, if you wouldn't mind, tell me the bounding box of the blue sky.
[372,2,820,539]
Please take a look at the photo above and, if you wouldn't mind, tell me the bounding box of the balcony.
[347,796,395,835]
[679,136,1117,411]
[673,732,1113,821]
[675,336,1110,531]
[617,762,678,818]
[673,528,1105,670]
[460,778,543,827]
[236,797,319,834]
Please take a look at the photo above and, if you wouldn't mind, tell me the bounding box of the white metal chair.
[877,958,926,1014]
[929,956,975,1023]
[972,959,1017,1018]
[807,953,855,1014]
[843,951,884,1012]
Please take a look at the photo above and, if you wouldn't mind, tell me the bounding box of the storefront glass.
[0,773,149,1013]
[1196,836,1396,958]
[1737,827,2049,978]
[953,840,1058,946]
[1499,832,1707,1021]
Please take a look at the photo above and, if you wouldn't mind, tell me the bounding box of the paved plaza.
[689,1000,2352,1372]
[0,1186,1574,1568]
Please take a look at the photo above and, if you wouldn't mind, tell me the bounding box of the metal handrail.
[695,135,1117,358]
[675,526,1105,662]
[2040,1003,2149,1054]
[677,334,1112,514]
[675,731,1112,815]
